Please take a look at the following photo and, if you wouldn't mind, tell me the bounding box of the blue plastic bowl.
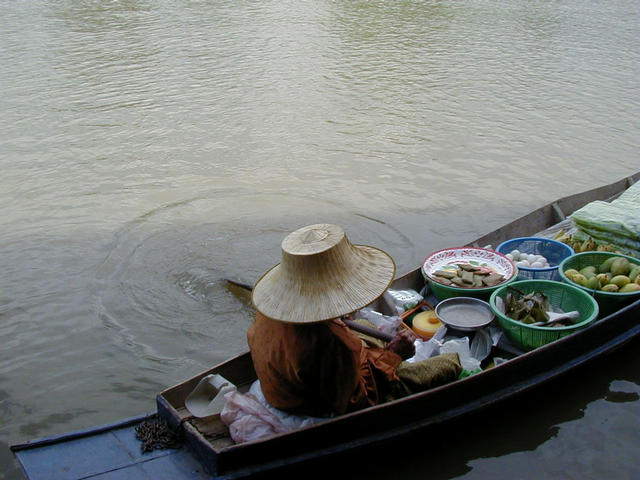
[496,237,574,281]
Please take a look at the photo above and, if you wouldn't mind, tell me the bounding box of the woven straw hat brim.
[251,244,396,324]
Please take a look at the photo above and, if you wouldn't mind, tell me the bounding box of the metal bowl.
[435,297,495,331]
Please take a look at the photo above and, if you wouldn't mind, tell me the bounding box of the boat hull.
[155,298,640,478]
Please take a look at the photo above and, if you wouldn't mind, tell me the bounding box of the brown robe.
[247,313,403,417]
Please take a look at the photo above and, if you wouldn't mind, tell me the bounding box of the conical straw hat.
[251,224,396,323]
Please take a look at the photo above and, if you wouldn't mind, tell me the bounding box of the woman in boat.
[248,223,461,417]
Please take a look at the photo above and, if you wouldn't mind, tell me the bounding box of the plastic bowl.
[495,237,574,281]
[422,247,518,301]
[558,251,640,316]
[489,280,599,351]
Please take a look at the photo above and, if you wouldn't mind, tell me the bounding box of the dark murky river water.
[1,1,638,478]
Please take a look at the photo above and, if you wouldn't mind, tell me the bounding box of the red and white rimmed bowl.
[422,247,518,301]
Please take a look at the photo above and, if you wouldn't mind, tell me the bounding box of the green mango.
[620,283,640,293]
[571,273,588,286]
[610,275,631,288]
[596,273,611,286]
[584,276,600,290]
[579,266,597,278]
[598,257,616,273]
[564,269,580,281]
[610,257,631,277]
[601,284,619,292]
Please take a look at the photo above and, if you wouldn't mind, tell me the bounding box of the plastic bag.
[220,390,290,443]
[406,338,433,363]
[355,307,403,335]
[488,324,503,347]
[220,381,328,444]
[248,381,327,430]
[440,337,481,372]
[405,325,447,363]
[383,289,424,315]
[571,182,640,241]
[469,328,492,363]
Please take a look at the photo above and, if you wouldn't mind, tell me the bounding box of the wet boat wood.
[11,172,640,480]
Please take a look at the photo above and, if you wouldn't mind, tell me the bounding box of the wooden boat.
[12,172,640,480]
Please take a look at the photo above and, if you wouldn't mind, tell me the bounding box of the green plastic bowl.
[422,247,519,301]
[489,280,599,351]
[558,252,640,316]
[428,277,518,302]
